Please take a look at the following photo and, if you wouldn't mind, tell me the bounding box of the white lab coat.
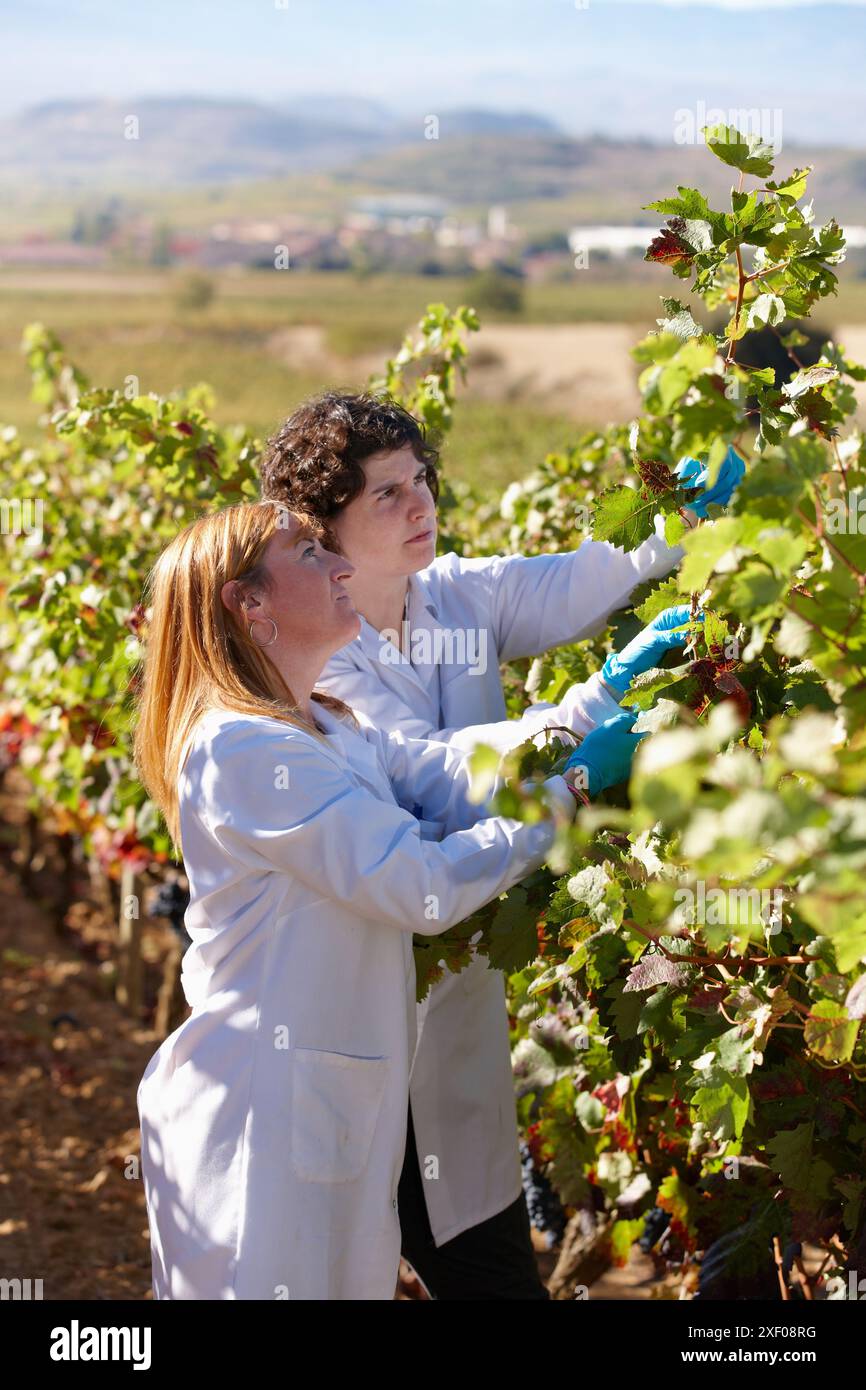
[137,703,576,1301]
[316,521,682,1246]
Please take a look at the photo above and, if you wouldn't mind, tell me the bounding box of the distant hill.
[0,96,562,190]
[1,96,864,228]
[337,135,866,225]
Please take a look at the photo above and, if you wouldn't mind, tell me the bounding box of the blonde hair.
[133,499,357,852]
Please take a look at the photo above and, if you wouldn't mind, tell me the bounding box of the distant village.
[0,196,699,280]
[5,193,865,285]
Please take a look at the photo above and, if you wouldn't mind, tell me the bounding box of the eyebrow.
[369,465,427,496]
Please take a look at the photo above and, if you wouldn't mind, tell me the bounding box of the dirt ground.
[267,320,647,424]
[267,321,866,427]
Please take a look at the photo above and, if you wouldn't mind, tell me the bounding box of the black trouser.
[397,1103,550,1300]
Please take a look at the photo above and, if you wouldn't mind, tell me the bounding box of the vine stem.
[782,598,862,670]
[768,321,805,371]
[626,921,810,973]
[742,952,809,967]
[831,436,850,493]
[773,1236,790,1300]
[724,244,747,368]
[744,260,792,284]
[796,503,866,591]
[624,920,719,965]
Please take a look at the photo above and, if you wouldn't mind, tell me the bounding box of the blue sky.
[1,0,864,145]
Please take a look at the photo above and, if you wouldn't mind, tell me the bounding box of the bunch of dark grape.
[520,1140,567,1248]
[150,879,192,946]
[638,1204,671,1252]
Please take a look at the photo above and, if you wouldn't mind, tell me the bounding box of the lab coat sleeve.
[368,720,576,838]
[435,670,622,755]
[454,514,685,663]
[317,652,620,758]
[194,720,567,937]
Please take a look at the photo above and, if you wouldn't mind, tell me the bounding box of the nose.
[409,492,433,523]
[329,552,355,583]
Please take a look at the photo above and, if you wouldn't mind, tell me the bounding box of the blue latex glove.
[601,604,701,697]
[674,444,745,518]
[563,710,648,798]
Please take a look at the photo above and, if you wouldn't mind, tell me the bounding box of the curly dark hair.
[258,391,441,548]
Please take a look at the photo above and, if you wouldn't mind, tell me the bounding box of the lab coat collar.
[311,702,394,801]
[356,570,441,698]
[409,565,440,622]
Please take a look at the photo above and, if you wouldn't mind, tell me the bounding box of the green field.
[2,266,865,491]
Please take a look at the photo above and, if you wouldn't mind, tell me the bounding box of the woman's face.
[329,444,437,579]
[230,514,361,658]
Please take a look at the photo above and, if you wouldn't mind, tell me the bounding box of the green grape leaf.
[804,1000,860,1062]
[592,485,660,550]
[703,123,776,177]
[765,1121,834,1200]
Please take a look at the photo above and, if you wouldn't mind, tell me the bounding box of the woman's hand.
[601,603,700,698]
[674,443,745,518]
[562,710,648,799]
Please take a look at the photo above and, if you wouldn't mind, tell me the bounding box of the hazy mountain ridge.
[0,96,562,189]
[2,96,864,225]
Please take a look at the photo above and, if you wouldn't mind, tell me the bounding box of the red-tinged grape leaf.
[592,1080,622,1112]
[687,987,723,1014]
[609,1219,643,1268]
[624,954,691,993]
[645,219,696,268]
[657,1172,697,1228]
[592,485,660,550]
[751,1070,807,1102]
[787,388,838,439]
[636,457,678,496]
[714,669,752,723]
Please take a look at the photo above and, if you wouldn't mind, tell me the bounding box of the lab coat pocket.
[290,1047,389,1184]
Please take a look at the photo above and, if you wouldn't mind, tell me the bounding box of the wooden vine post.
[115,805,142,1015]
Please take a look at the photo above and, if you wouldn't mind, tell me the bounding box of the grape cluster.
[638,1204,671,1252]
[150,879,192,945]
[519,1140,567,1248]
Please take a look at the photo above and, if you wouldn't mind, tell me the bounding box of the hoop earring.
[248,617,278,647]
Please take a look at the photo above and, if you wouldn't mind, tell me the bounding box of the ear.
[220,579,260,619]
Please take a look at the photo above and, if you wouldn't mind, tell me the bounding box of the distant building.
[349,195,450,235]
[435,216,482,249]
[194,230,336,269]
[209,216,318,243]
[487,205,512,240]
[568,226,655,257]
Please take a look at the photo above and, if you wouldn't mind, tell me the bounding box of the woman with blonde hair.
[133,499,643,1300]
